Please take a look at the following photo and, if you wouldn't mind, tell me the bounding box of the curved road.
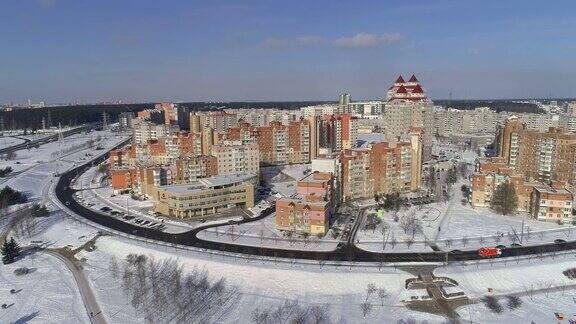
[41,250,106,324]
[54,143,576,263]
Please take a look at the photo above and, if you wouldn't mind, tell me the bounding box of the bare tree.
[309,304,330,324]
[366,283,377,300]
[109,256,119,280]
[377,288,389,306]
[259,229,265,246]
[360,302,372,318]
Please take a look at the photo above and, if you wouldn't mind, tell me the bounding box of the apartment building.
[531,184,573,223]
[155,102,179,126]
[311,156,342,205]
[151,174,256,218]
[174,156,218,184]
[137,109,165,125]
[132,119,176,145]
[212,141,260,176]
[340,148,373,201]
[498,117,576,186]
[384,75,433,161]
[319,114,358,152]
[300,105,339,119]
[224,119,313,166]
[276,172,334,235]
[471,171,534,212]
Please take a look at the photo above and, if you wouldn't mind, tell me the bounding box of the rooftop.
[160,173,256,193]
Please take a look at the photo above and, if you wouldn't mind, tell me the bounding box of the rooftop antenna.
[448,91,453,108]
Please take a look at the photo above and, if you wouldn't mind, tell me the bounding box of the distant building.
[132,119,176,145]
[137,109,165,125]
[118,112,134,129]
[339,93,351,106]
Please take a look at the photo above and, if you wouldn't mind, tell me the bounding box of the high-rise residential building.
[224,119,311,166]
[319,114,358,152]
[384,74,433,161]
[212,141,260,176]
[340,148,373,201]
[190,113,201,133]
[568,102,576,117]
[118,112,134,129]
[132,119,176,145]
[339,93,351,106]
[300,105,338,119]
[137,109,165,125]
[339,136,421,202]
[498,117,576,186]
[155,102,179,126]
[174,156,218,183]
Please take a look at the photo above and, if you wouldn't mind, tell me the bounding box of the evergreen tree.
[1,237,20,264]
[490,182,518,215]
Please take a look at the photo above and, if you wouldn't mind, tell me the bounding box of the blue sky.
[1,0,575,103]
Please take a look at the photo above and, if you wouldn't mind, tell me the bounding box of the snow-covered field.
[0,136,26,150]
[436,255,576,323]
[199,212,340,251]
[0,129,128,200]
[357,178,575,253]
[0,251,89,323]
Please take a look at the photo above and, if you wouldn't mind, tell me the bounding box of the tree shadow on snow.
[13,311,40,324]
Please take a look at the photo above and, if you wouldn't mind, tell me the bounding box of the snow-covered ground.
[0,251,89,323]
[436,255,576,323]
[0,129,129,200]
[357,178,575,253]
[0,136,26,150]
[198,212,340,251]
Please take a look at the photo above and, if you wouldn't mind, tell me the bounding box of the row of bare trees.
[109,254,239,323]
[251,300,331,324]
[360,283,390,318]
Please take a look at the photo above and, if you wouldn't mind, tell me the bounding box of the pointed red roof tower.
[396,85,408,94]
[411,84,423,93]
[408,74,419,83]
[395,75,405,84]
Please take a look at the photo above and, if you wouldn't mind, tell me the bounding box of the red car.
[478,247,502,258]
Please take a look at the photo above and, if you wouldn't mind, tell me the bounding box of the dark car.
[495,245,506,250]
[449,249,463,254]
[510,243,522,248]
[554,239,567,244]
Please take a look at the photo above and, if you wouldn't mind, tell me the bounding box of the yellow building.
[152,174,256,218]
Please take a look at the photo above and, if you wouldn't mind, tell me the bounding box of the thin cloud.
[333,33,402,48]
[261,35,323,49]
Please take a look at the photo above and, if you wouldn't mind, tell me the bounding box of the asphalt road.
[0,124,100,155]
[41,250,107,324]
[54,142,576,263]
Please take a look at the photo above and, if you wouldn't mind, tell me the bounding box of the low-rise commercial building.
[152,174,256,218]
